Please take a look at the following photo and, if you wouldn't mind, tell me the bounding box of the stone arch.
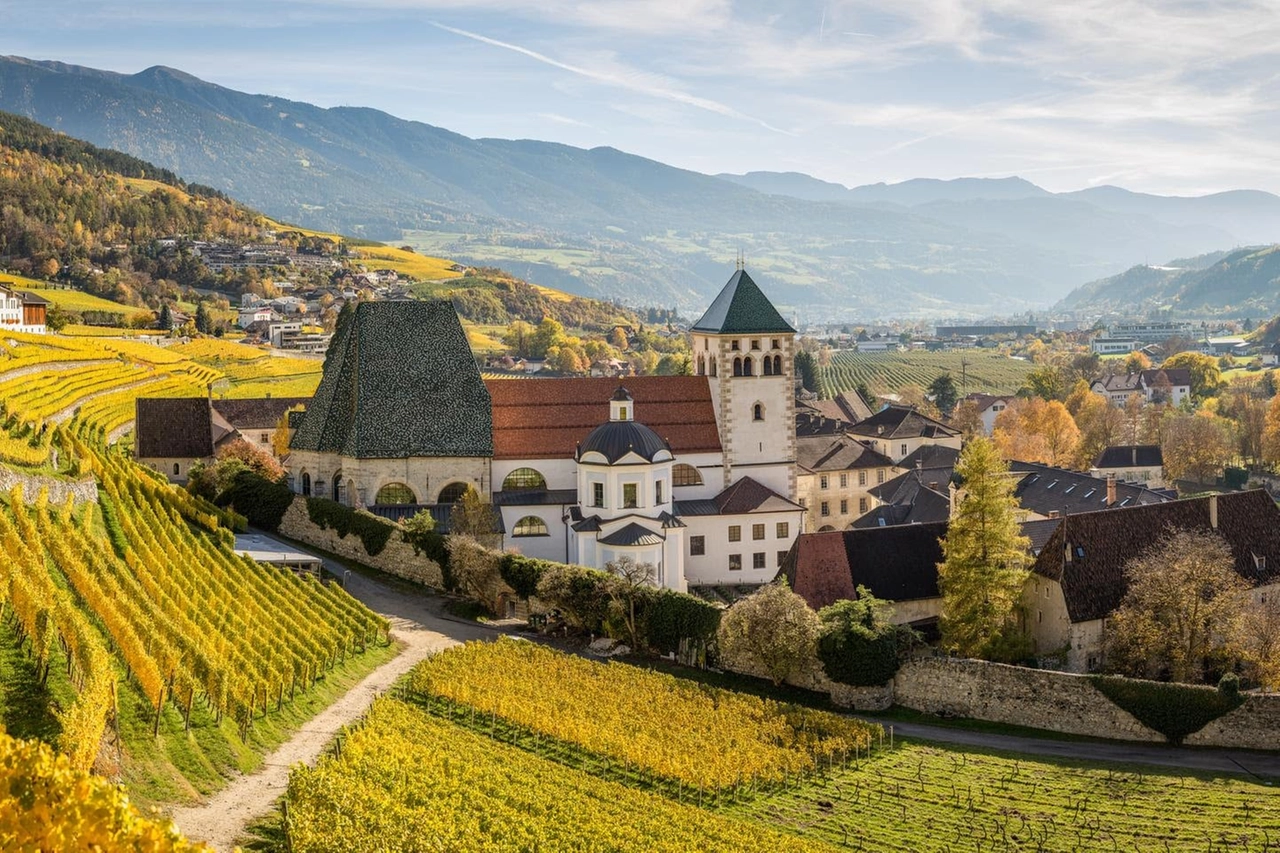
[375,482,417,505]
[743,356,754,376]
[818,525,836,532]
[437,481,470,504]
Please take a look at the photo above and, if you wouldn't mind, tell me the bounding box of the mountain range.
[3,55,1279,319]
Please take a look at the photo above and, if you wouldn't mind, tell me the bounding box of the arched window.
[502,467,547,491]
[763,357,773,376]
[512,515,549,537]
[332,472,344,504]
[773,354,782,375]
[753,403,764,421]
[172,462,180,476]
[437,482,470,504]
[743,357,753,376]
[733,357,742,377]
[818,525,836,532]
[375,482,417,505]
[696,355,705,376]
[345,479,356,507]
[301,472,312,496]
[672,463,703,487]
[710,360,717,377]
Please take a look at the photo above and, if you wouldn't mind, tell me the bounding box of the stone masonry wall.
[277,497,444,588]
[891,658,1166,742]
[0,465,98,507]
[1183,693,1280,750]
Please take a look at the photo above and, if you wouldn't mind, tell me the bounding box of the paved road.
[169,531,1279,849]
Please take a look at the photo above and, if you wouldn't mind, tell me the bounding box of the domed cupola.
[577,387,672,464]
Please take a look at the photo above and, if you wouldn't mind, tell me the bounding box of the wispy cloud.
[430,22,792,134]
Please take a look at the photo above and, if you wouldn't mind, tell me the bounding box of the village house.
[135,396,309,483]
[1025,490,1280,671]
[1090,445,1166,489]
[960,392,1016,435]
[845,405,963,464]
[1091,368,1192,407]
[795,433,897,531]
[0,280,49,334]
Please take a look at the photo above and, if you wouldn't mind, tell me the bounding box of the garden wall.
[277,497,445,588]
[0,465,97,507]
[891,658,1165,742]
[1183,693,1280,750]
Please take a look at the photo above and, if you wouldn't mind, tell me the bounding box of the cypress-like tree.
[157,302,173,330]
[937,436,1030,659]
[195,302,211,334]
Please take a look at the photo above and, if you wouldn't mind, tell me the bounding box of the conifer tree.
[937,436,1031,659]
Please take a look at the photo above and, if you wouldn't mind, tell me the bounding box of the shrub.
[499,553,553,600]
[1089,675,1244,744]
[817,590,916,687]
[445,535,505,615]
[535,562,612,633]
[718,581,820,686]
[646,590,721,657]
[305,497,394,556]
[215,470,294,531]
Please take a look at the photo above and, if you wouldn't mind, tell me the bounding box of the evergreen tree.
[928,373,959,415]
[157,303,173,330]
[794,350,818,393]
[195,302,211,334]
[937,436,1031,659]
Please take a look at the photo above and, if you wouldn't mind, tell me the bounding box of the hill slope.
[3,55,1261,317]
[1054,247,1280,317]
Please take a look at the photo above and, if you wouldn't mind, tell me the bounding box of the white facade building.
[0,282,49,334]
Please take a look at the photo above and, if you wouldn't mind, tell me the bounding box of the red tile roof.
[485,376,722,460]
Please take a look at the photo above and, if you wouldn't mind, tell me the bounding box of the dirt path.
[168,542,496,851]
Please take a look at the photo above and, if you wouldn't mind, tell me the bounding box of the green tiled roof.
[691,269,795,335]
[291,300,493,458]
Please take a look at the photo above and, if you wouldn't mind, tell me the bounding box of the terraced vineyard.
[819,350,1036,398]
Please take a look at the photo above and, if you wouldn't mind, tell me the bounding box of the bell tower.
[690,266,796,499]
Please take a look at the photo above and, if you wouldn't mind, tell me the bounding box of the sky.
[6,0,1280,196]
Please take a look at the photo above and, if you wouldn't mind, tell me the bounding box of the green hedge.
[645,590,721,657]
[499,554,556,600]
[1089,675,1244,744]
[216,471,293,532]
[305,497,395,557]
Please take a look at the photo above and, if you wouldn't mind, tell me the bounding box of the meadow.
[819,349,1036,398]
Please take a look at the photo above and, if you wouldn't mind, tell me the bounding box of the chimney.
[1048,510,1060,519]
[1209,493,1219,530]
[1106,474,1117,507]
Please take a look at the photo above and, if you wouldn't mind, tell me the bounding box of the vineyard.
[285,698,843,853]
[819,350,1036,398]
[410,639,878,792]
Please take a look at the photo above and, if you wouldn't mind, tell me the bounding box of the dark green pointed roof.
[691,269,794,335]
[290,300,492,458]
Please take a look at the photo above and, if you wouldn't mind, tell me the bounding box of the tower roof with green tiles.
[691,269,795,335]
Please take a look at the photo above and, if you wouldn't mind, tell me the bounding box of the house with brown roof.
[0,280,50,334]
[1025,490,1280,671]
[1091,368,1192,407]
[961,393,1016,435]
[795,433,897,532]
[846,405,962,464]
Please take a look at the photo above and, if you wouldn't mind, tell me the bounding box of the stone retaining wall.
[277,497,445,588]
[891,657,1165,742]
[0,465,98,507]
[1184,693,1280,750]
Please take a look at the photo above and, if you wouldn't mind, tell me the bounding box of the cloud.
[430,22,793,134]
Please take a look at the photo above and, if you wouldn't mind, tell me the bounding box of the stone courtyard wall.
[1183,692,1280,750]
[0,465,98,507]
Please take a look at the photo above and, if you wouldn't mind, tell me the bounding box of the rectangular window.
[798,498,807,508]
[752,523,765,540]
[820,474,829,489]
[751,339,760,350]
[771,338,780,350]
[752,552,766,570]
[731,340,740,351]
[260,432,270,444]
[776,522,789,539]
[859,470,867,486]
[728,525,741,542]
[840,473,848,488]
[690,535,705,556]
[820,501,830,517]
[777,550,788,567]
[877,469,886,484]
[592,482,604,507]
[623,483,638,508]
[729,554,742,571]
[901,443,908,457]
[859,497,868,514]
[840,499,848,514]
[655,480,664,504]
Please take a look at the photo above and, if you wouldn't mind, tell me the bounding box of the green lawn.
[820,350,1036,397]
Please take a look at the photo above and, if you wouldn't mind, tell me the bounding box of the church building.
[286,269,805,592]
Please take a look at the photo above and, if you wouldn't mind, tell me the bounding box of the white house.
[1091,368,1192,407]
[0,281,49,334]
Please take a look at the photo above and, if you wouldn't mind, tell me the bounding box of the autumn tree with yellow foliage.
[993,397,1080,467]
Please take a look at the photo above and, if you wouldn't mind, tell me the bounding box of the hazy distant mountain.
[1054,247,1280,317]
[3,54,1275,318]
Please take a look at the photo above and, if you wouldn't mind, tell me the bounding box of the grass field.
[820,350,1036,398]
[0,275,138,316]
